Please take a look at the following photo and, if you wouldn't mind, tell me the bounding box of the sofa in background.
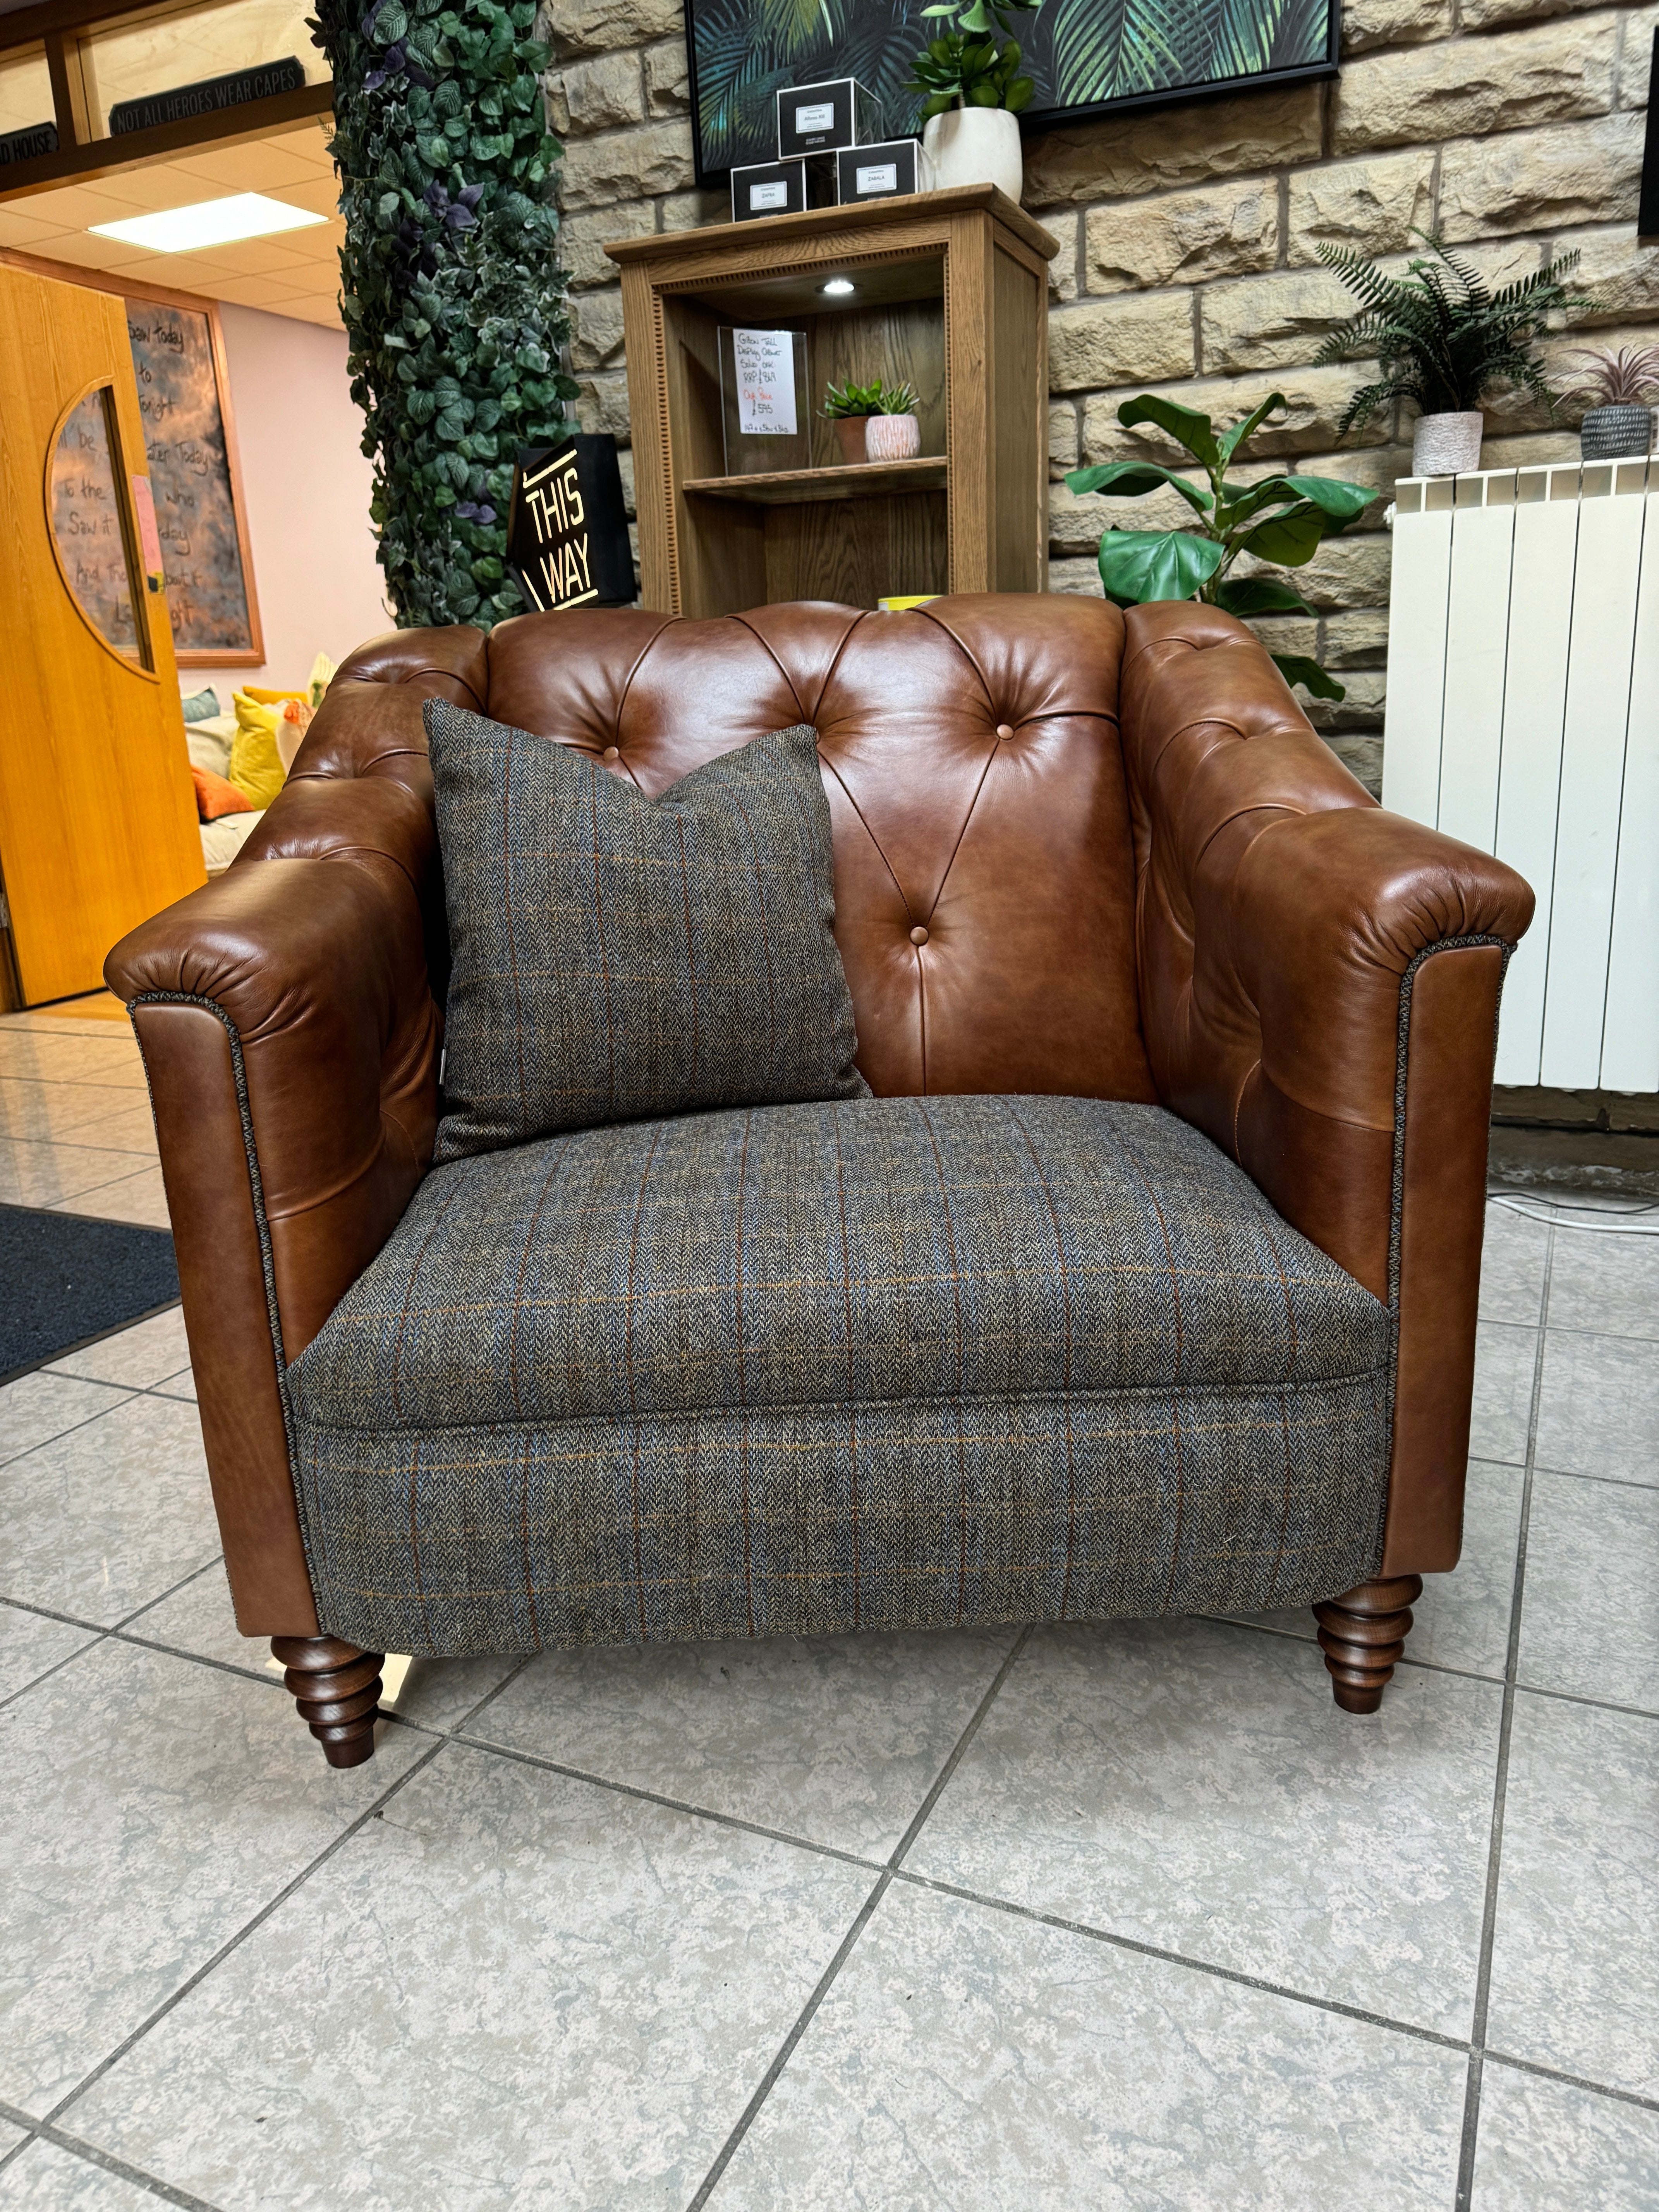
[108,596,1532,1766]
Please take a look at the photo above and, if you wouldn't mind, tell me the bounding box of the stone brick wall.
[545,0,1659,789]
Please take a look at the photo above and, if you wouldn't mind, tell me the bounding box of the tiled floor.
[1,1003,1656,2209]
[0,1004,169,1231]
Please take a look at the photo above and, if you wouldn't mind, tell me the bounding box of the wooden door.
[0,261,203,1007]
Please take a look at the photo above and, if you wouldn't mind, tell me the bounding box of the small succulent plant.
[821,378,918,419]
[1554,345,1659,409]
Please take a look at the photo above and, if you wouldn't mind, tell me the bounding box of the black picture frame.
[1639,26,1659,237]
[684,0,1341,191]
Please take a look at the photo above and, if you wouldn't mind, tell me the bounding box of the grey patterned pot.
[1580,404,1655,460]
[1412,410,1484,477]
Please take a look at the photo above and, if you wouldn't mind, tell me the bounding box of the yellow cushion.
[228,693,289,811]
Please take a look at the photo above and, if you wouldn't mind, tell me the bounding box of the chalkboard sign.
[123,295,263,664]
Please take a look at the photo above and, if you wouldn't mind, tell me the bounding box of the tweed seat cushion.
[426,703,868,1161]
[287,1096,1394,1656]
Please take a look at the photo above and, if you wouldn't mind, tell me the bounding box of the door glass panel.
[50,388,142,659]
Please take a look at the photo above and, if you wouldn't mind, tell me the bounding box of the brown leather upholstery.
[106,594,1532,1635]
[1118,602,1530,1569]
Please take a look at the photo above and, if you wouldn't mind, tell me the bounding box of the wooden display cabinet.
[606,184,1058,617]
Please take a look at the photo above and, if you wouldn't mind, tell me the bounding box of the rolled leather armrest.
[1120,601,1535,1575]
[105,783,441,1637]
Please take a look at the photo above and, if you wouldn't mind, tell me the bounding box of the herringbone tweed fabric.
[289,1097,1393,1655]
[426,703,868,1162]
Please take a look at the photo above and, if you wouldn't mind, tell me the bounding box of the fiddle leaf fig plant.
[1065,392,1378,702]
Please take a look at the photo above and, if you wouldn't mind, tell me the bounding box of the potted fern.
[908,0,1040,201]
[1315,233,1588,478]
[1555,346,1659,460]
[1066,391,1376,702]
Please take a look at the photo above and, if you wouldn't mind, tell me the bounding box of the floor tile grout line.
[446,1727,891,1876]
[112,1558,227,1630]
[0,1554,223,1642]
[390,1692,1659,2107]
[1517,1317,1659,1349]
[1482,2049,1659,2117]
[0,1560,230,1710]
[887,1625,1032,1871]
[681,1627,1034,2210]
[0,1630,114,1716]
[107,1631,292,1693]
[1455,1217,1555,2212]
[0,1391,146,1469]
[1211,1618,1659,1719]
[43,1734,450,2133]
[370,1671,1639,2089]
[0,1358,194,1449]
[432,1649,540,1739]
[1527,1462,1659,1497]
[0,2107,225,2210]
[685,1870,892,2212]
[891,1870,1472,2054]
[0,1155,167,1211]
[10,1585,1651,2152]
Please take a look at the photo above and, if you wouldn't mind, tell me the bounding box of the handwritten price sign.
[732,329,798,437]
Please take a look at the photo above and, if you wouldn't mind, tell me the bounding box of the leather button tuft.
[601,745,620,761]
[910,925,929,945]
[995,723,1014,739]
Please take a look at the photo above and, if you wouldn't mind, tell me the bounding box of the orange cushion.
[191,764,254,820]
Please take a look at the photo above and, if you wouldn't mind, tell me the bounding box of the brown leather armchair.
[107,595,1532,1765]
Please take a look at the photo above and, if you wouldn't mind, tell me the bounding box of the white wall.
[186,302,392,705]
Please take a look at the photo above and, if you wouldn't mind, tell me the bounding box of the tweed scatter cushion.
[426,702,869,1161]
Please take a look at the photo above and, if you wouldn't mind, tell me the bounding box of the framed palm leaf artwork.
[686,0,1339,185]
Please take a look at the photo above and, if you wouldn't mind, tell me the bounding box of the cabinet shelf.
[682,456,948,506]
[607,187,1057,617]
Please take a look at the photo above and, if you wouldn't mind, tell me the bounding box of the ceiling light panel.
[89,192,328,253]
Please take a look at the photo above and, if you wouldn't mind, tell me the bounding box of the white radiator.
[1382,461,1659,1093]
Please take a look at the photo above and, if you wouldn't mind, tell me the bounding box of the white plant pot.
[1412,410,1484,477]
[864,412,921,461]
[922,106,1022,203]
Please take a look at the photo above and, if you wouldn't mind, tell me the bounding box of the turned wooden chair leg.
[271,1636,384,1767]
[1313,1575,1424,1714]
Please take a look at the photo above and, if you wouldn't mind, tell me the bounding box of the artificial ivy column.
[315,0,578,629]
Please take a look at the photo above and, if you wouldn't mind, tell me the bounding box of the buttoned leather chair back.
[299,596,1159,1105]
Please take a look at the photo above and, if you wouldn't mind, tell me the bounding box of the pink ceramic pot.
[865,413,921,462]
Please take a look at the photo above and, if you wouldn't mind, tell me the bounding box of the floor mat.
[0,1203,179,1383]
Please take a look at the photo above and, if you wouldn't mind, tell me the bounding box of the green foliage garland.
[312,0,579,628]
